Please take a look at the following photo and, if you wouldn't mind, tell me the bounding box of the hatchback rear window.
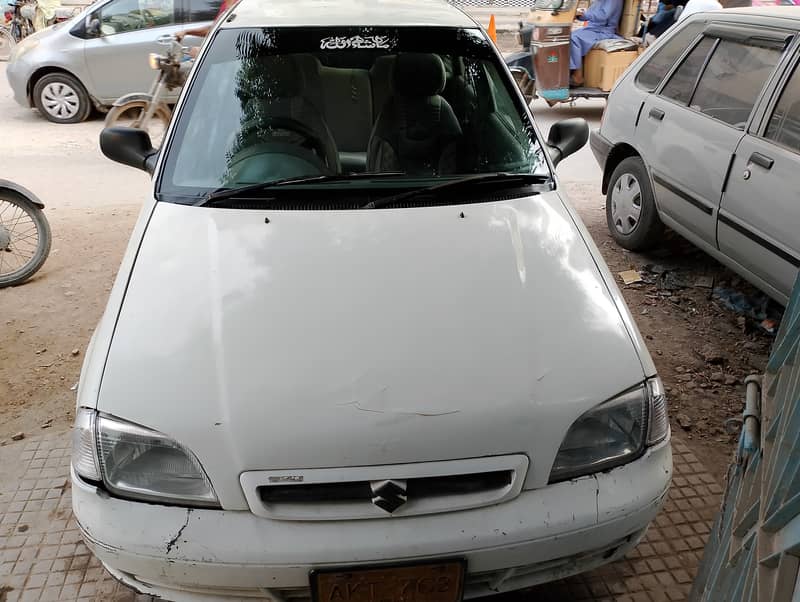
[158,27,549,203]
[689,40,781,128]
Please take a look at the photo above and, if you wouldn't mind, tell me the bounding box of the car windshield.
[158,26,550,203]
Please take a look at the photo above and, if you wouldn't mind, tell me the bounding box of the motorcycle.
[507,0,643,106]
[0,180,51,288]
[0,0,35,61]
[104,34,192,148]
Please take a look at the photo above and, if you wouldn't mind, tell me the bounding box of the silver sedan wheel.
[40,82,80,120]
[610,173,642,236]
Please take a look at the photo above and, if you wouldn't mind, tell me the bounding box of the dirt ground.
[0,182,780,484]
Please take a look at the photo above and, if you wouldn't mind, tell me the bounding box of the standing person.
[678,0,722,21]
[33,0,60,31]
[569,0,624,86]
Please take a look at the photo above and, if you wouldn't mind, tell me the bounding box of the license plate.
[311,561,465,602]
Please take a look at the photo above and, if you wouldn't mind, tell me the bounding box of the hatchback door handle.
[749,152,774,170]
[649,108,665,121]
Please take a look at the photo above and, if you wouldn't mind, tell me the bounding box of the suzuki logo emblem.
[370,479,407,514]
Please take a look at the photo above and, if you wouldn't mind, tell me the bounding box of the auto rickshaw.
[507,0,643,105]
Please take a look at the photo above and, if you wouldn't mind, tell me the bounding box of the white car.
[70,0,672,600]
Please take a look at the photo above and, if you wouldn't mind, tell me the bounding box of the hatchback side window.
[689,40,781,128]
[635,22,704,91]
[98,0,175,34]
[765,63,800,153]
[659,36,716,105]
[177,0,221,23]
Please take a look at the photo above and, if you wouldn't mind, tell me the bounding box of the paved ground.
[0,432,722,602]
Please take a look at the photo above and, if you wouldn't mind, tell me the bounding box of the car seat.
[367,53,463,176]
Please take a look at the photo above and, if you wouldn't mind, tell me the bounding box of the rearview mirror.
[85,15,101,36]
[546,118,589,166]
[100,127,158,174]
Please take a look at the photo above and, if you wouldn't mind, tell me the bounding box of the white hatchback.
[71,0,672,600]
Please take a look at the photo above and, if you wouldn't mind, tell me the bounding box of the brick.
[64,570,85,585]
[45,570,65,588]
[686,536,704,550]
[69,555,90,570]
[60,583,80,599]
[25,572,47,588]
[39,586,62,601]
[640,573,660,589]
[638,544,655,558]
[37,546,59,560]
[655,571,675,586]
[78,582,97,598]
[674,569,692,584]
[647,558,666,572]
[19,588,42,602]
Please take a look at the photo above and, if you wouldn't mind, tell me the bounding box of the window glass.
[690,40,781,128]
[660,36,715,104]
[636,21,704,91]
[177,0,221,23]
[159,27,549,203]
[99,0,174,34]
[766,63,800,153]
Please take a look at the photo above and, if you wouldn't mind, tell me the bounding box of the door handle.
[749,152,774,170]
[649,108,665,121]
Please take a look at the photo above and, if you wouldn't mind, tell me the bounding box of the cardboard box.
[584,48,638,92]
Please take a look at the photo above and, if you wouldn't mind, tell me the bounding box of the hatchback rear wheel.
[606,156,663,251]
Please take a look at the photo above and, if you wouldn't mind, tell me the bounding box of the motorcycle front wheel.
[0,189,51,288]
[0,27,15,61]
[104,101,172,149]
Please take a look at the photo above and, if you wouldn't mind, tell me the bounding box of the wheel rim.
[611,172,643,236]
[0,199,41,280]
[41,81,80,120]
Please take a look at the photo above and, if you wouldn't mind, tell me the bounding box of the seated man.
[569,0,624,86]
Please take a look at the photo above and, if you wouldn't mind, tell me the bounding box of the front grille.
[260,470,512,505]
[241,455,528,520]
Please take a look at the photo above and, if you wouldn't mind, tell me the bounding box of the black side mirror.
[100,127,158,174]
[85,15,101,35]
[546,118,589,166]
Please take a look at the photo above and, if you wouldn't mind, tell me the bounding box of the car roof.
[717,6,800,21]
[223,0,479,29]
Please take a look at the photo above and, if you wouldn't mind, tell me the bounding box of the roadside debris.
[11,432,25,441]
[71,348,80,356]
[619,269,643,285]
[713,287,783,335]
[676,413,693,430]
[41,419,53,429]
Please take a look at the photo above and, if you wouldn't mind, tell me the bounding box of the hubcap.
[611,173,642,235]
[41,82,80,120]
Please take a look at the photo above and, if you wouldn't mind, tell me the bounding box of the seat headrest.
[394,53,446,97]
[241,55,305,101]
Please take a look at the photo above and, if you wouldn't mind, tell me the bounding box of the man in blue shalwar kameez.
[569,0,624,86]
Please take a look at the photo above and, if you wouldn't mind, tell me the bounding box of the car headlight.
[549,377,668,483]
[72,408,219,507]
[9,37,38,62]
[148,53,161,70]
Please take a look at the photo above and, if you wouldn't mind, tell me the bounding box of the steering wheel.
[225,116,339,185]
[236,115,339,172]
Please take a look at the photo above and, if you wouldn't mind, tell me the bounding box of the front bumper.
[590,129,613,171]
[5,56,32,107]
[73,441,671,601]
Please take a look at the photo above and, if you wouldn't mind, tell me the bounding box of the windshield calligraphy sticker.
[319,35,393,50]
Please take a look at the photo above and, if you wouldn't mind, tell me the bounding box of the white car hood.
[97,193,646,507]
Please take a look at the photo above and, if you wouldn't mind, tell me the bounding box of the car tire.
[606,156,664,251]
[32,72,92,124]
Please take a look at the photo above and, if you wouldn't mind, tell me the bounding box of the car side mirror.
[100,127,158,174]
[546,118,589,166]
[85,15,101,36]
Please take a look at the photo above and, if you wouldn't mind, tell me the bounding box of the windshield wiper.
[195,172,406,207]
[361,173,551,209]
